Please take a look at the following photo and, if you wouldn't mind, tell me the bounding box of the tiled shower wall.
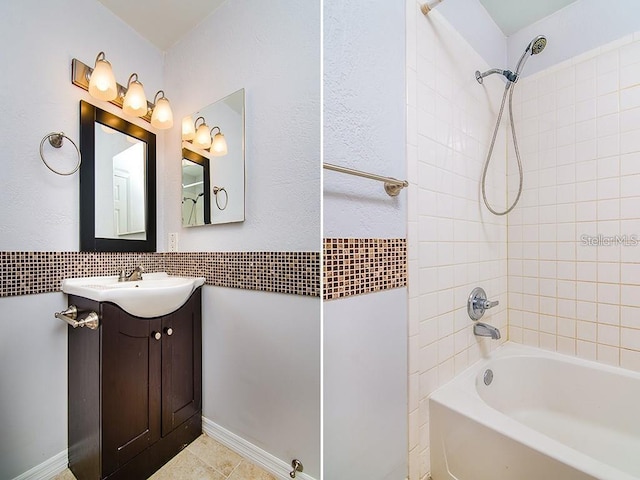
[508,33,640,370]
[406,4,508,478]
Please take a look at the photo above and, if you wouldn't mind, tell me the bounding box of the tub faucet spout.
[474,322,501,340]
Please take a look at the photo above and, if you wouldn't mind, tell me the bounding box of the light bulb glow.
[88,53,117,101]
[151,95,173,129]
[182,116,196,140]
[211,132,228,156]
[123,74,148,117]
[194,122,212,150]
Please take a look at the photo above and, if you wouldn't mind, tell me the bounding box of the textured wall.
[406,2,509,478]
[322,0,407,478]
[164,1,322,477]
[323,0,406,238]
[0,0,165,252]
[164,0,320,252]
[0,1,165,476]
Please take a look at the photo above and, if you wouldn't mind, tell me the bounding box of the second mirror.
[181,88,245,226]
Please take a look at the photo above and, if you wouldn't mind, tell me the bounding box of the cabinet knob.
[152,331,161,341]
[165,327,173,336]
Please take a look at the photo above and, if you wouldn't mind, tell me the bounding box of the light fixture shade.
[211,132,228,156]
[182,116,196,140]
[151,96,173,129]
[194,123,212,149]
[88,53,117,101]
[123,74,148,117]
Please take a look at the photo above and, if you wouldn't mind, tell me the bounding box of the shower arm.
[475,68,518,84]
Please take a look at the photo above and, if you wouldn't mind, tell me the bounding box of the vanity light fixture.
[151,91,173,129]
[193,116,212,150]
[122,73,148,117]
[182,116,196,140]
[71,53,173,129]
[209,126,228,157]
[87,52,117,101]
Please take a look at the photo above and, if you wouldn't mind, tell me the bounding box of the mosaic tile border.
[323,238,407,300]
[0,251,320,298]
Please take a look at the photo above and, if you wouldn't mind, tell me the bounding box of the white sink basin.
[61,272,205,318]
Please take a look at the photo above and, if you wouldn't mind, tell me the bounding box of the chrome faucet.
[119,265,144,282]
[474,322,501,340]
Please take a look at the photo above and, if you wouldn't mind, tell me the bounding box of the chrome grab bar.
[55,305,100,330]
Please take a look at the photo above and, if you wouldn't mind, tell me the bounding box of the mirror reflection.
[181,88,245,226]
[79,100,157,252]
[95,124,147,239]
[181,149,210,226]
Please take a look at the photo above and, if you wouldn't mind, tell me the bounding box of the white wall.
[164,0,320,252]
[0,0,165,252]
[322,0,408,478]
[0,294,68,480]
[509,0,640,77]
[323,0,406,237]
[406,2,508,477]
[202,287,320,477]
[0,1,321,479]
[436,0,507,69]
[323,289,408,480]
[164,1,322,477]
[0,1,164,477]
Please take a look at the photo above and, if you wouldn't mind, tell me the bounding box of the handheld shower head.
[528,35,547,55]
[515,35,547,75]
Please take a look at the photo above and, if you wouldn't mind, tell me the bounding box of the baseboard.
[201,416,316,480]
[12,450,67,480]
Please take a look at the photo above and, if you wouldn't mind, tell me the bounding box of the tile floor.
[53,434,277,480]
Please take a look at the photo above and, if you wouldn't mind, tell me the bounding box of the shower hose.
[481,80,523,216]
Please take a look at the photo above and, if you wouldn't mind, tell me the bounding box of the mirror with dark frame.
[181,149,211,226]
[79,100,157,252]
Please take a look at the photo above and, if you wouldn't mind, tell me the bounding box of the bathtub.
[429,342,640,480]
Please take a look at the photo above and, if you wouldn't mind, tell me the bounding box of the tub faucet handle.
[468,287,499,320]
[482,299,499,309]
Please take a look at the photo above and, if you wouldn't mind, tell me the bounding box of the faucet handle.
[118,269,126,282]
[468,287,499,320]
[481,299,499,309]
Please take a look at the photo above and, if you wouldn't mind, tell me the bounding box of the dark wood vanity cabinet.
[68,288,202,480]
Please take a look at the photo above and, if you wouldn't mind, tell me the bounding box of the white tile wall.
[406,3,508,478]
[509,34,640,371]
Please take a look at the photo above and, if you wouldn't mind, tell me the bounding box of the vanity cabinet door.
[102,304,162,476]
[161,288,202,437]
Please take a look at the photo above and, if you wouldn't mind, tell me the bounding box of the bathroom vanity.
[66,287,203,480]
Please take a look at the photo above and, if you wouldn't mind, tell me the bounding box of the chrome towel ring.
[39,132,81,176]
[213,186,228,210]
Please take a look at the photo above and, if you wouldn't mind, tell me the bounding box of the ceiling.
[98,0,226,51]
[98,0,580,52]
[479,0,578,36]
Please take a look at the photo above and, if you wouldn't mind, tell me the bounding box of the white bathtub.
[430,343,640,480]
